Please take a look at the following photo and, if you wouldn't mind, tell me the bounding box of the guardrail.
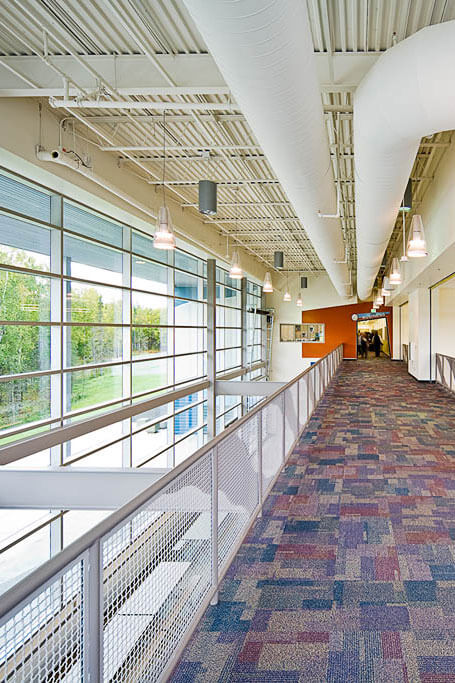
[0,345,343,682]
[435,352,455,393]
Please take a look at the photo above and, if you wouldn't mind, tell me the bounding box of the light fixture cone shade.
[283,290,291,302]
[407,214,428,258]
[229,249,243,279]
[296,295,303,306]
[383,275,394,291]
[154,206,176,249]
[389,257,402,285]
[263,271,273,293]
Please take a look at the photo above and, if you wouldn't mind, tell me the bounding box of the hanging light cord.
[162,109,166,207]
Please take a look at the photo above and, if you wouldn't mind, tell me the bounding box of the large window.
[0,167,264,591]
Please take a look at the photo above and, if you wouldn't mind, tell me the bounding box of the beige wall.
[0,98,267,283]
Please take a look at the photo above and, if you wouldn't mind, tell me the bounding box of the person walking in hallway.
[373,331,382,357]
[360,333,368,359]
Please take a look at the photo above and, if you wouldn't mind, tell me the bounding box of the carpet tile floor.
[170,359,455,682]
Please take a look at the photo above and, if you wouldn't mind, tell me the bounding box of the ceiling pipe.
[183,0,350,298]
[354,21,455,300]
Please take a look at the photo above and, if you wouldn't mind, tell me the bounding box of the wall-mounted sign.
[280,323,325,343]
[352,311,390,322]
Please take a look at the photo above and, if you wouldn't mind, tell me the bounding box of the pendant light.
[407,214,428,258]
[400,209,408,262]
[283,271,291,302]
[229,189,243,279]
[154,109,176,250]
[381,276,392,297]
[374,290,384,307]
[295,272,304,306]
[263,271,273,293]
[229,249,243,279]
[389,257,402,285]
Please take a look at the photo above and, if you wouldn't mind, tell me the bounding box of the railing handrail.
[0,361,267,466]
[0,345,342,619]
[436,352,455,360]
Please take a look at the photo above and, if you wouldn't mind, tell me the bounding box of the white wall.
[431,284,455,377]
[408,288,431,381]
[266,272,356,381]
[388,136,455,379]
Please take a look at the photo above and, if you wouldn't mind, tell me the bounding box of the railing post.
[84,540,102,683]
[306,373,309,421]
[296,379,300,432]
[210,445,219,605]
[282,392,286,463]
[257,411,263,514]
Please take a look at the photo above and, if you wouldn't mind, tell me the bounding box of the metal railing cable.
[0,345,343,683]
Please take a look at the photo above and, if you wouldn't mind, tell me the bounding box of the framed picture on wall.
[280,323,325,342]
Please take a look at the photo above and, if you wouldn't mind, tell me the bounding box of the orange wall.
[301,303,393,359]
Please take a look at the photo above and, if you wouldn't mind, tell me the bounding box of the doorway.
[356,316,391,359]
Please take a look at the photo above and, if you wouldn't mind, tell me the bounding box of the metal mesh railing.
[0,345,343,682]
[435,352,455,394]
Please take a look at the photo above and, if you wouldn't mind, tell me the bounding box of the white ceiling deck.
[0,0,453,282]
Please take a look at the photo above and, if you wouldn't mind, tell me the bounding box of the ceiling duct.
[354,21,455,300]
[183,0,350,298]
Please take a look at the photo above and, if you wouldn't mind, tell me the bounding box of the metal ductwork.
[183,0,350,298]
[354,21,455,301]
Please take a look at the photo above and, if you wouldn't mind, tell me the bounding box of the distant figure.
[373,332,382,358]
[360,333,368,359]
[357,331,362,357]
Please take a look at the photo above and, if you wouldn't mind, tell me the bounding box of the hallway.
[171,359,455,682]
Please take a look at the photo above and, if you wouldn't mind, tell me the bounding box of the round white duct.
[183,0,350,297]
[355,20,455,301]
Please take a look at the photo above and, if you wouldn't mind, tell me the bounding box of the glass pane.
[132,291,171,326]
[131,418,173,467]
[64,234,123,286]
[132,327,172,359]
[132,258,170,294]
[65,280,123,324]
[65,326,124,367]
[132,402,173,433]
[68,440,125,468]
[216,306,241,328]
[132,230,170,265]
[175,353,206,383]
[175,250,203,276]
[64,201,123,248]
[0,525,50,594]
[63,510,110,547]
[216,328,241,349]
[175,299,205,326]
[0,375,51,432]
[224,287,241,307]
[132,358,171,395]
[217,348,241,371]
[174,269,204,301]
[0,324,51,376]
[0,171,51,223]
[63,421,125,463]
[66,365,123,413]
[174,428,205,465]
[0,269,51,322]
[0,213,51,271]
[175,328,205,355]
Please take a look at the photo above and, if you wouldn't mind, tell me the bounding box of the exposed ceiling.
[0,0,453,282]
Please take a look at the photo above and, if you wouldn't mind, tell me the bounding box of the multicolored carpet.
[171,359,455,682]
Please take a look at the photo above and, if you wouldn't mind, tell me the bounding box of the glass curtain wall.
[0,167,261,591]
